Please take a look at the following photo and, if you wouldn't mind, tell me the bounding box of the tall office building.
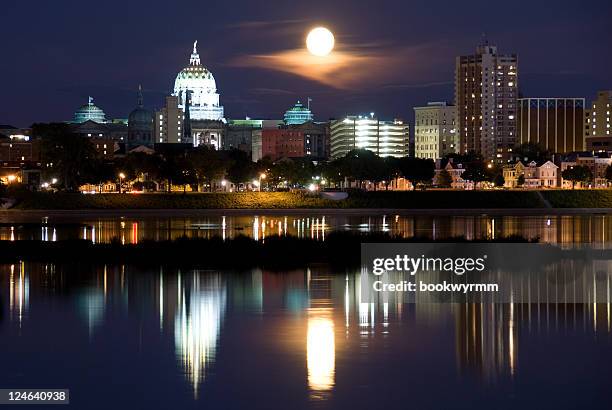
[455,42,518,161]
[329,115,409,159]
[155,96,184,144]
[414,102,457,159]
[585,91,612,152]
[517,98,585,153]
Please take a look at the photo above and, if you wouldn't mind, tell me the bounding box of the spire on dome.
[189,40,201,66]
[137,84,143,108]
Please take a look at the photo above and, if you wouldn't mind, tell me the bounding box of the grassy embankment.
[539,190,612,208]
[7,190,550,210]
[5,189,612,210]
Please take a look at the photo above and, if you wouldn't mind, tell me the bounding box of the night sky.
[1,0,611,127]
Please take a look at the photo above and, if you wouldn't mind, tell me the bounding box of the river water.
[2,211,612,245]
[0,262,610,409]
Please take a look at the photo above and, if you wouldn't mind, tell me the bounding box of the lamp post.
[259,173,266,192]
[119,172,126,193]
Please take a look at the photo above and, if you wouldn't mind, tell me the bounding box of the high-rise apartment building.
[414,102,457,159]
[155,96,184,144]
[455,43,518,161]
[517,98,585,153]
[585,91,612,152]
[330,115,409,159]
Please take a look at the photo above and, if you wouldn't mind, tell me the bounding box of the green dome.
[73,97,106,124]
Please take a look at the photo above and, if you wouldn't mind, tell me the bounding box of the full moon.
[306,27,335,57]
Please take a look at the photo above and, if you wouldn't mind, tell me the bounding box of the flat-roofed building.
[414,102,457,159]
[155,96,184,144]
[517,98,585,153]
[330,115,409,159]
[585,91,612,152]
[455,42,518,161]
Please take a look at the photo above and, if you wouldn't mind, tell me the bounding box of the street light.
[259,173,266,192]
[119,172,126,193]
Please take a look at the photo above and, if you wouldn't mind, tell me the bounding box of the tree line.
[13,125,612,192]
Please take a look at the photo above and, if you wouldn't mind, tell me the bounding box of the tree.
[187,146,227,191]
[84,160,115,193]
[512,142,552,163]
[445,150,482,164]
[320,159,345,188]
[605,165,612,187]
[380,157,401,190]
[437,169,453,188]
[562,165,592,189]
[493,173,505,187]
[339,149,382,189]
[159,153,195,193]
[116,152,163,184]
[517,175,525,187]
[226,149,256,187]
[398,157,435,190]
[36,123,99,191]
[461,162,493,188]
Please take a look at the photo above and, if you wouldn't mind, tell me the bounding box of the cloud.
[230,42,450,90]
[249,87,295,96]
[382,81,454,89]
[227,19,307,29]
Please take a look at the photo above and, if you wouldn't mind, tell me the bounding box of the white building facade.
[414,102,457,159]
[330,115,409,159]
[173,41,224,122]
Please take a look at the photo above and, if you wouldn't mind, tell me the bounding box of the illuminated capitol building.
[154,41,225,149]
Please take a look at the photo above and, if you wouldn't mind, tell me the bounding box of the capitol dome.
[73,97,106,123]
[127,85,153,147]
[173,41,224,121]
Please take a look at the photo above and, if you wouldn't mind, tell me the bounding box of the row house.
[434,159,472,189]
[503,160,558,188]
[559,154,612,188]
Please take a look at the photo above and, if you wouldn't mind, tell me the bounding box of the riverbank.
[5,189,612,210]
[4,190,612,211]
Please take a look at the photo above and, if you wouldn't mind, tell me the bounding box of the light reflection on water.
[3,213,612,245]
[174,272,226,398]
[0,262,611,409]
